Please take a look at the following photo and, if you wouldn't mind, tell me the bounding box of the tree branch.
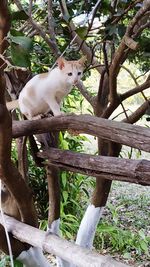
[121,75,150,100]
[122,100,150,124]
[11,114,150,152]
[76,81,96,108]
[38,148,150,186]
[120,65,139,86]
[14,0,60,57]
[47,0,58,53]
[0,214,130,267]
[59,0,103,73]
[109,1,150,103]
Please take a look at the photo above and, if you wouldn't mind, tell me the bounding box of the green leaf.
[118,25,126,38]
[10,35,33,67]
[123,252,131,259]
[140,240,149,254]
[139,229,146,240]
[11,43,31,67]
[11,10,29,21]
[10,35,33,51]
[61,140,69,149]
[14,259,24,267]
[61,172,67,188]
[75,26,88,40]
[62,191,68,203]
[10,29,24,37]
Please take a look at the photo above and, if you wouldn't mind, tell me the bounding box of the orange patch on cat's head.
[57,56,86,70]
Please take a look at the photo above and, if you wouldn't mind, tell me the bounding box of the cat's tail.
[6,99,19,110]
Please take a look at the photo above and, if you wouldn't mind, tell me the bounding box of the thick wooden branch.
[0,214,130,267]
[38,148,150,186]
[12,114,150,152]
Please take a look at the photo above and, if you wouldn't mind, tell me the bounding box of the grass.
[94,181,150,266]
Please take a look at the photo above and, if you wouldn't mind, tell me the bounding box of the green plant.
[0,256,23,267]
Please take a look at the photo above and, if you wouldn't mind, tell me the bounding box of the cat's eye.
[78,72,81,75]
[68,72,73,76]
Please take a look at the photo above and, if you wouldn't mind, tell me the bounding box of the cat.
[6,56,86,119]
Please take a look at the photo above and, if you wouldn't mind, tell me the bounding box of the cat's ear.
[78,56,87,66]
[57,57,66,70]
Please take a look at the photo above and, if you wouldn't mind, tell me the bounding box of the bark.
[12,114,150,152]
[0,214,130,267]
[39,148,150,186]
[0,0,37,258]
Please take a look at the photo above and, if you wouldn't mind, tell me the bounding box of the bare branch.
[76,81,96,108]
[88,0,102,32]
[120,65,139,86]
[59,0,103,73]
[121,75,150,100]
[28,0,33,17]
[123,100,150,124]
[112,0,142,25]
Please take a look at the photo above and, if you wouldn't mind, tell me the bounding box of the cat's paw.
[54,111,65,116]
[32,114,43,120]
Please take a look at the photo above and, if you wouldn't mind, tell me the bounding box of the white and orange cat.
[7,56,86,118]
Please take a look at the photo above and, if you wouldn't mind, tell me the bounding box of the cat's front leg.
[46,99,63,116]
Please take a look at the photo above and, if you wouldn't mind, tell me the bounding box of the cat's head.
[57,56,86,86]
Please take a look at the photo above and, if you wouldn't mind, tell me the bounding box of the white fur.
[17,247,52,267]
[18,58,84,119]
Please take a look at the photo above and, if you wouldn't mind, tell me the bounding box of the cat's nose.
[74,79,78,85]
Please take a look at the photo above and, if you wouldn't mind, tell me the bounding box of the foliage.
[7,0,150,73]
[0,256,23,267]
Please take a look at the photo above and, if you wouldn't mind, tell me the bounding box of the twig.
[120,65,139,86]
[14,0,60,57]
[59,0,103,73]
[76,81,96,109]
[28,0,33,17]
[121,75,150,100]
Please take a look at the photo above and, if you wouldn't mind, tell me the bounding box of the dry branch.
[38,148,150,186]
[0,214,130,267]
[12,114,150,152]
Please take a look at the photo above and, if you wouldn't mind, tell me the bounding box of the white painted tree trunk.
[76,205,104,248]
[17,247,52,267]
[68,204,104,267]
[48,218,70,267]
